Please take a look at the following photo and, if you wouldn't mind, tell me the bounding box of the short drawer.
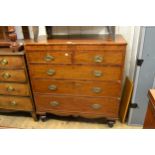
[0,83,30,96]
[34,94,119,118]
[0,96,33,111]
[29,65,122,81]
[74,51,124,65]
[32,79,121,97]
[0,56,24,68]
[74,81,121,97]
[26,51,72,64]
[0,70,27,82]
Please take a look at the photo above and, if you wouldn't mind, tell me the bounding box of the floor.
[0,112,142,129]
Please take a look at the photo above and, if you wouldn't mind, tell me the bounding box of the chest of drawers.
[25,35,127,126]
[0,48,37,120]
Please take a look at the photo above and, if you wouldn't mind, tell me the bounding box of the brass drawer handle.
[47,69,56,76]
[91,104,102,110]
[44,55,55,62]
[92,87,102,93]
[7,86,15,92]
[94,55,103,63]
[48,85,57,91]
[93,70,103,77]
[50,101,60,107]
[10,101,17,106]
[0,58,8,65]
[2,72,11,79]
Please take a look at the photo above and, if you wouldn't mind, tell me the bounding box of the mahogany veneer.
[0,48,37,120]
[25,35,127,126]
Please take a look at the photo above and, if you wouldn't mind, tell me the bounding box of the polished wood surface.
[0,56,24,68]
[0,70,26,82]
[0,48,36,120]
[29,65,121,81]
[0,83,30,96]
[25,35,127,123]
[26,51,72,64]
[32,79,121,97]
[74,50,124,65]
[24,35,127,45]
[0,96,33,111]
[143,89,155,129]
[34,94,119,118]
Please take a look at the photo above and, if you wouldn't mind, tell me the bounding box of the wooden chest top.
[24,35,127,46]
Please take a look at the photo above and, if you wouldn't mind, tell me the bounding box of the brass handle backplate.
[93,70,103,77]
[50,101,60,107]
[7,86,15,92]
[10,101,17,106]
[47,69,56,76]
[94,55,103,63]
[0,58,8,65]
[44,55,55,62]
[48,85,57,91]
[91,104,102,110]
[2,72,11,79]
[92,87,102,93]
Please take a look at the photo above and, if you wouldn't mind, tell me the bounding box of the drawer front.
[0,56,24,68]
[0,83,30,96]
[29,65,121,81]
[25,45,69,51]
[74,81,121,97]
[26,51,72,64]
[0,96,33,111]
[32,79,121,97]
[74,51,124,65]
[35,94,119,118]
[32,79,74,94]
[0,70,26,82]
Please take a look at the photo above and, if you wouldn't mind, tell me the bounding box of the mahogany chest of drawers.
[25,35,127,126]
[0,48,36,120]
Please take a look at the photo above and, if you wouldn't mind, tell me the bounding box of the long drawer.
[32,79,121,97]
[0,56,24,68]
[0,83,30,96]
[29,65,122,81]
[34,94,119,118]
[0,69,27,82]
[0,96,33,111]
[26,51,72,64]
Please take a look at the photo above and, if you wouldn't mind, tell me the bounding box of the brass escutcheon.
[94,55,103,63]
[44,55,55,62]
[7,86,15,92]
[91,104,102,110]
[47,69,56,76]
[2,72,11,79]
[50,101,60,107]
[93,70,103,77]
[92,87,102,93]
[0,58,8,65]
[10,101,17,106]
[48,85,57,91]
